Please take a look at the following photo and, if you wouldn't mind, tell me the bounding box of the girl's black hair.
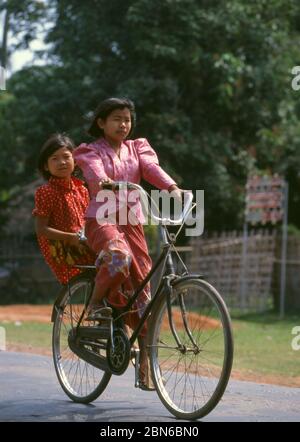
[87,97,136,138]
[38,133,75,180]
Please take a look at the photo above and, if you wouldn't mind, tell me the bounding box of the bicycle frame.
[124,223,205,352]
[121,224,177,345]
[64,222,193,351]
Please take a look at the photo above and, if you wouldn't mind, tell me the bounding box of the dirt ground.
[0,304,53,323]
[1,305,299,388]
[0,304,220,328]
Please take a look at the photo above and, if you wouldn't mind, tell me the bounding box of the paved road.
[0,351,299,422]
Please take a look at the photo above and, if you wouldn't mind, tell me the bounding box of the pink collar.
[94,137,128,161]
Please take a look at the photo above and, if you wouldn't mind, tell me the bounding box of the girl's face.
[97,107,132,146]
[45,146,74,179]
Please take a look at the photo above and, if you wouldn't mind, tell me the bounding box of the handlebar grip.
[101,181,137,191]
[102,182,118,190]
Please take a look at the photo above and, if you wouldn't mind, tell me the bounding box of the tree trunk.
[1,7,10,68]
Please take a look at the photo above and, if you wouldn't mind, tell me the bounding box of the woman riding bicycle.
[73,97,183,390]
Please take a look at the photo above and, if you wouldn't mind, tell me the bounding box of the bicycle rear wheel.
[52,273,111,403]
[149,278,233,420]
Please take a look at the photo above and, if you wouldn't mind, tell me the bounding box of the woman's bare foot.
[85,305,112,322]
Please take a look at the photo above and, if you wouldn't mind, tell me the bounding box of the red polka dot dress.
[32,176,96,284]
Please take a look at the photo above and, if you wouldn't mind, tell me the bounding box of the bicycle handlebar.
[101,181,194,225]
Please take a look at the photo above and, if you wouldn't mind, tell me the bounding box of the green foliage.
[144,224,159,256]
[1,0,300,232]
[0,0,47,48]
[287,224,300,237]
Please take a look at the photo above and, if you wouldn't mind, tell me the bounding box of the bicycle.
[51,182,234,420]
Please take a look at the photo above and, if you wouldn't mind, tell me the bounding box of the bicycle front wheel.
[149,278,233,420]
[52,273,111,403]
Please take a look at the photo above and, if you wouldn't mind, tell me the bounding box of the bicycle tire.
[149,277,233,420]
[52,273,111,403]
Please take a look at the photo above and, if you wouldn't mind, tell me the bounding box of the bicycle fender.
[170,274,205,287]
[51,270,95,322]
[51,285,67,322]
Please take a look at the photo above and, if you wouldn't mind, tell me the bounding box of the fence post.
[279,182,289,319]
[240,222,248,310]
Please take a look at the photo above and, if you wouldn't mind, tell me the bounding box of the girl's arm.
[35,216,81,246]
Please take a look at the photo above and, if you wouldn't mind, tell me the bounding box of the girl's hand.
[67,233,81,247]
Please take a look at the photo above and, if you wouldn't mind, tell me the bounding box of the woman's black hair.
[87,97,136,138]
[38,133,75,180]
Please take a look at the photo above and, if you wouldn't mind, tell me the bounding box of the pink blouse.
[73,137,176,223]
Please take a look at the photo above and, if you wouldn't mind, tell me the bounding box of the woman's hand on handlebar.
[99,178,114,190]
[168,184,184,201]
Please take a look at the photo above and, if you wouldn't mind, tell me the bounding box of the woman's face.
[45,146,74,179]
[97,107,132,145]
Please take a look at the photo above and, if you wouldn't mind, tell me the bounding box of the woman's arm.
[135,138,183,198]
[35,216,81,246]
